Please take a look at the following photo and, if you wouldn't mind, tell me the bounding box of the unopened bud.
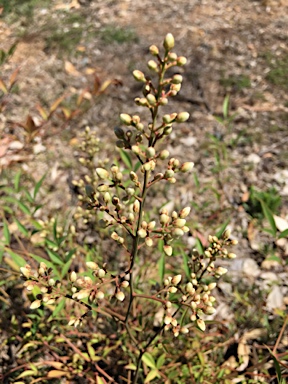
[179,207,191,218]
[163,33,175,51]
[171,274,182,285]
[147,60,158,71]
[197,319,206,331]
[180,162,194,172]
[145,237,153,247]
[177,56,187,66]
[133,70,146,82]
[146,147,156,158]
[176,112,190,123]
[114,126,125,139]
[163,113,177,124]
[96,168,109,180]
[172,74,183,84]
[137,228,147,238]
[163,245,173,256]
[116,291,125,301]
[149,45,159,56]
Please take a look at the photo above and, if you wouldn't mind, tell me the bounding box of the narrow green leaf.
[14,170,22,193]
[267,347,282,383]
[259,199,277,237]
[195,237,204,254]
[278,228,288,239]
[14,218,29,237]
[46,249,64,266]
[33,174,46,199]
[53,219,58,243]
[223,94,230,119]
[48,297,66,320]
[23,189,34,204]
[6,249,26,268]
[119,149,133,170]
[158,251,165,282]
[216,219,230,239]
[179,248,190,279]
[142,352,156,369]
[3,219,11,244]
[64,248,76,263]
[61,258,73,279]
[134,160,141,172]
[2,197,31,215]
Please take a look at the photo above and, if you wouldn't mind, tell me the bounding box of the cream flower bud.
[104,192,111,204]
[180,162,194,173]
[130,171,138,182]
[177,56,187,66]
[204,306,216,315]
[197,319,206,331]
[48,279,55,286]
[116,291,125,301]
[159,150,169,159]
[137,228,147,238]
[160,214,170,225]
[173,218,186,228]
[176,112,190,123]
[97,184,109,192]
[163,245,173,256]
[164,169,174,178]
[133,199,140,213]
[228,253,237,259]
[30,300,42,309]
[111,232,119,241]
[208,282,217,290]
[73,289,91,300]
[97,269,106,278]
[171,228,184,237]
[163,113,177,124]
[186,282,195,294]
[172,74,183,84]
[159,97,168,105]
[171,274,182,285]
[121,281,129,288]
[96,168,109,179]
[131,145,140,154]
[222,228,231,240]
[180,326,189,334]
[96,291,104,300]
[120,113,132,125]
[146,94,157,106]
[147,221,156,230]
[163,33,175,51]
[145,237,153,247]
[215,267,228,276]
[164,315,173,325]
[70,271,77,282]
[133,70,146,82]
[146,147,156,158]
[147,60,158,71]
[179,207,191,218]
[20,265,31,278]
[86,261,99,270]
[169,286,178,293]
[149,45,159,55]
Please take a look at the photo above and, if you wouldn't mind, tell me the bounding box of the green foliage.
[100,26,139,44]
[220,73,251,91]
[244,186,281,221]
[264,52,288,89]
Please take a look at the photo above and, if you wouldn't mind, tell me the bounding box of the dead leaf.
[273,215,288,232]
[237,340,250,371]
[65,61,81,77]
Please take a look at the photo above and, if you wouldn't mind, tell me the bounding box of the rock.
[266,285,284,311]
[242,258,260,277]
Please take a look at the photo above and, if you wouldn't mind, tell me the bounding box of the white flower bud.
[116,291,125,301]
[30,300,42,309]
[197,319,206,331]
[171,274,182,285]
[179,207,191,218]
[96,168,109,180]
[163,33,175,51]
[163,245,173,256]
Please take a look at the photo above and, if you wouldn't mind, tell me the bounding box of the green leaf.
[156,353,166,369]
[158,249,165,282]
[6,249,26,268]
[64,248,76,263]
[14,218,29,237]
[33,174,46,199]
[259,199,277,237]
[48,298,66,320]
[3,219,11,245]
[222,94,230,119]
[119,149,133,170]
[216,219,230,239]
[267,348,282,383]
[144,369,160,383]
[195,237,204,254]
[134,160,141,172]
[61,258,73,279]
[14,170,22,193]
[2,196,31,215]
[142,352,156,369]
[46,249,64,266]
[179,248,190,279]
[278,228,288,239]
[23,189,34,204]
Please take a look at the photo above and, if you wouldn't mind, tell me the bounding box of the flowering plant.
[21,33,237,383]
